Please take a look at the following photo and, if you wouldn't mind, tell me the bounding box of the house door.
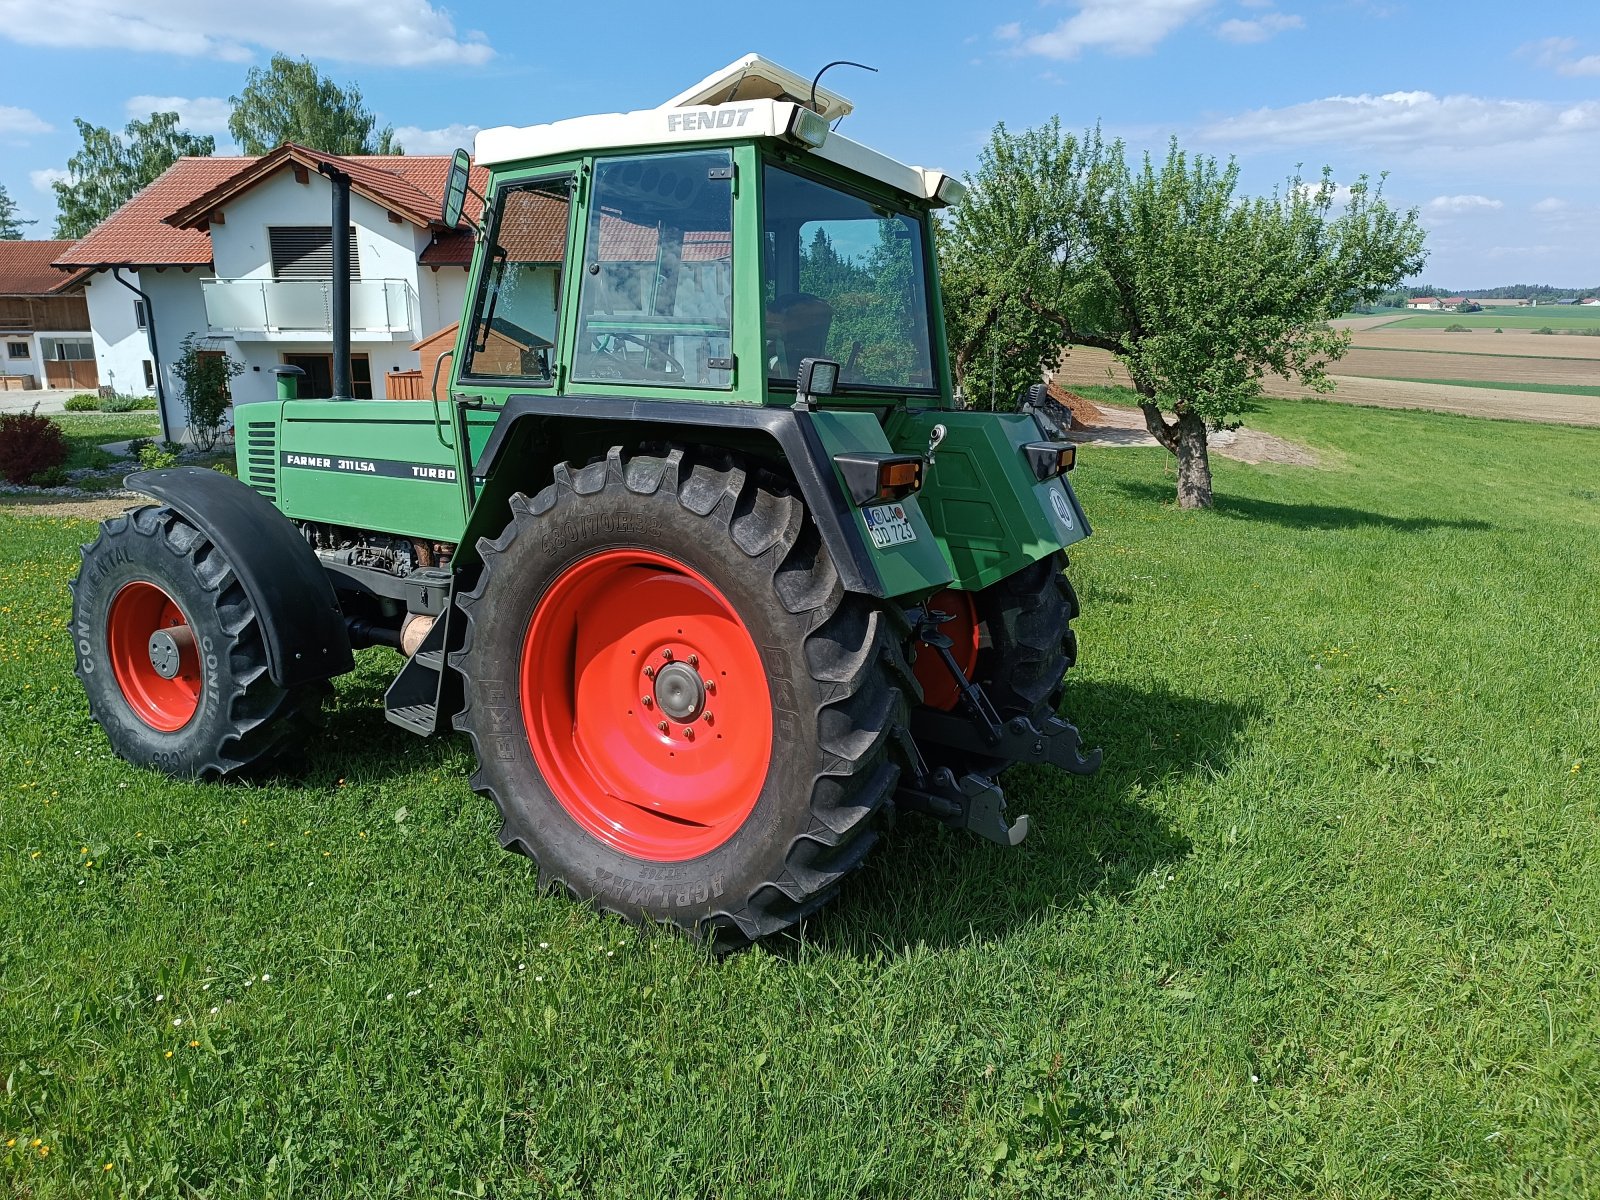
[283,353,371,399]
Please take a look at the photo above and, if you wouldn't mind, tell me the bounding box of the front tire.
[70,505,326,778]
[454,447,911,946]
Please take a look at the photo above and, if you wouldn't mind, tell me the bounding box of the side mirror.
[441,147,471,229]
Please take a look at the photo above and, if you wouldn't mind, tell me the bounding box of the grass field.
[50,413,161,469]
[4,399,1599,1197]
[1393,310,1600,331]
[1392,378,1600,398]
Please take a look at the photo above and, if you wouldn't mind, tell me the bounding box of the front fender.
[125,467,353,687]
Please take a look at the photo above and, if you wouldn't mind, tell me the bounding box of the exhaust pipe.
[318,162,353,401]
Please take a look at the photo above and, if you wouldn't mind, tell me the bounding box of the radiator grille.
[244,420,278,500]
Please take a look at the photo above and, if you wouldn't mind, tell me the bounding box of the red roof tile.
[55,147,490,271]
[53,158,250,269]
[0,240,89,295]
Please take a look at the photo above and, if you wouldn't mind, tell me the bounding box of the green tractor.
[70,56,1099,945]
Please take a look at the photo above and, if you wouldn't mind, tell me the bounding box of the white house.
[54,145,485,439]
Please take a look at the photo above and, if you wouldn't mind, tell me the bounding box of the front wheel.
[454,447,912,946]
[70,506,326,777]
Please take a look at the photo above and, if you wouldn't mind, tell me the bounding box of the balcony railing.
[202,278,418,337]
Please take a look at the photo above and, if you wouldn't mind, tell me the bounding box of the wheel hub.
[147,626,194,680]
[653,661,706,722]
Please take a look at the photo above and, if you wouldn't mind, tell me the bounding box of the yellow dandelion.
[80,847,88,854]
[38,1146,48,1158]
[189,1040,199,1048]
[5,1138,14,1147]
[29,851,39,859]
[104,1163,113,1172]
[1573,760,1584,775]
[164,1050,173,1059]
[240,818,248,826]
[31,1139,40,1147]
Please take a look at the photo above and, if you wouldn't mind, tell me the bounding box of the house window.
[142,360,155,388]
[51,339,93,361]
[5,342,27,360]
[269,226,361,279]
[134,299,147,329]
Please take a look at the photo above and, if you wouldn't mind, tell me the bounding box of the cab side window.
[464,178,572,382]
[573,151,734,389]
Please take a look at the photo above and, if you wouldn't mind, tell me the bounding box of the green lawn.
[3,398,1598,1197]
[1393,309,1600,331]
[50,412,162,469]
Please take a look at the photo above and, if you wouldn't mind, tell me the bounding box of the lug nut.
[662,648,673,661]
[688,653,698,667]
[643,665,655,679]
[704,679,716,694]
[683,727,695,741]
[642,696,653,708]
[657,721,669,733]
[703,712,714,725]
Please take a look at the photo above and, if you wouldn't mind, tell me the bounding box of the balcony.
[201,278,418,341]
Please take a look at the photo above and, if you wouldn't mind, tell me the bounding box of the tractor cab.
[448,54,963,413]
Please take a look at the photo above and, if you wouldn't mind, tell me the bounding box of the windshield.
[762,163,936,392]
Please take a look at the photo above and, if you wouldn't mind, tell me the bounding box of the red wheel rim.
[520,548,774,862]
[915,588,980,711]
[107,580,202,732]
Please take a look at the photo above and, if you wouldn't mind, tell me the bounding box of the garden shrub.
[173,334,243,451]
[63,394,101,412]
[100,395,140,413]
[1443,323,1471,332]
[78,447,114,471]
[0,406,69,485]
[29,466,69,487]
[124,437,154,458]
[132,395,160,410]
[138,443,179,470]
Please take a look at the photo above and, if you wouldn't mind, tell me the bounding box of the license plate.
[863,502,917,548]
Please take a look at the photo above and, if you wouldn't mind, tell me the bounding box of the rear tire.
[454,447,912,947]
[70,505,326,778]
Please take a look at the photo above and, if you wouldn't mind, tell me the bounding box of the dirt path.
[1068,404,1321,465]
[0,494,141,521]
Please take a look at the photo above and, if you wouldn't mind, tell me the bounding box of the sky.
[0,0,1596,288]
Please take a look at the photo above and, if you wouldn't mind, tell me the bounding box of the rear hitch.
[890,604,1103,847]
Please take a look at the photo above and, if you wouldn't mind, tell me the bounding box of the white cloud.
[1197,91,1600,156]
[0,0,493,65]
[994,21,1021,41]
[0,105,52,141]
[1532,197,1567,213]
[1217,12,1303,43]
[1016,0,1216,59]
[1426,194,1503,213]
[125,95,232,134]
[391,122,482,155]
[1520,36,1600,77]
[30,167,68,192]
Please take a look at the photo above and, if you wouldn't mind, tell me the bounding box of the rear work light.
[833,452,925,506]
[1022,441,1076,481]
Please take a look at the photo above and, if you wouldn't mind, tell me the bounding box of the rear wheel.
[455,447,912,946]
[914,552,1079,766]
[70,505,326,778]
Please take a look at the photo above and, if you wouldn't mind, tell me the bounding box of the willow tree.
[942,126,1427,507]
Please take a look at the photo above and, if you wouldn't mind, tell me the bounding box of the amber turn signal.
[833,453,925,506]
[1022,441,1075,481]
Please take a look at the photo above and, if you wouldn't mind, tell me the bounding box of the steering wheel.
[586,331,686,381]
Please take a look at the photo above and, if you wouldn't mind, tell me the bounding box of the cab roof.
[474,54,966,208]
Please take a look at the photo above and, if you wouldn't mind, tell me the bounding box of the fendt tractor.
[70,56,1100,945]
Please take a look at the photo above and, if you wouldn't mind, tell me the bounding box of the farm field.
[1391,309,1600,331]
[3,399,1599,1197]
[1055,319,1600,425]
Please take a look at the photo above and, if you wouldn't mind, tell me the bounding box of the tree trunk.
[1173,410,1213,509]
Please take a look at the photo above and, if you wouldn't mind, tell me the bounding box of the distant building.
[53,144,487,437]
[0,241,94,390]
[1473,297,1532,307]
[1406,297,1442,310]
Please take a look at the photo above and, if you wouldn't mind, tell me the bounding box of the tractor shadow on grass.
[1109,480,1494,533]
[797,680,1257,957]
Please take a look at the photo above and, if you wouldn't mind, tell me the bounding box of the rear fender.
[124,468,354,686]
[459,394,954,599]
